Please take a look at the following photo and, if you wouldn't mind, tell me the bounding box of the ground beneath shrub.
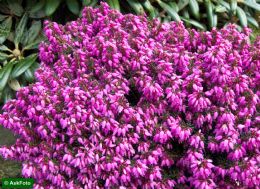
[0,127,21,178]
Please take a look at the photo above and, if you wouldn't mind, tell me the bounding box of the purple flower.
[0,2,259,188]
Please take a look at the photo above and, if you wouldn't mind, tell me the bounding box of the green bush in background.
[119,0,260,30]
[0,0,259,106]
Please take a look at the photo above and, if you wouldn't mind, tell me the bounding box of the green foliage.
[0,1,43,105]
[108,0,260,31]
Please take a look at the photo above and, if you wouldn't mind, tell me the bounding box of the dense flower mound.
[0,3,259,189]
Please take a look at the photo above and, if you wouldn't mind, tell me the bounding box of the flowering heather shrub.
[0,3,259,189]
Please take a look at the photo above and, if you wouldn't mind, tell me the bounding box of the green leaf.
[219,0,230,10]
[0,36,6,44]
[215,5,227,13]
[82,0,97,7]
[242,0,260,12]
[247,16,259,28]
[24,61,39,82]
[112,0,120,11]
[24,68,34,82]
[107,0,120,11]
[0,62,13,91]
[213,14,218,28]
[29,0,45,13]
[2,86,14,103]
[182,10,190,27]
[23,34,45,50]
[0,51,9,61]
[126,0,145,15]
[45,0,62,16]
[88,0,98,7]
[181,17,206,30]
[23,21,42,46]
[0,14,8,22]
[230,0,237,15]
[14,13,28,47]
[177,0,189,11]
[142,0,156,19]
[66,0,80,15]
[0,44,11,52]
[82,0,91,6]
[29,9,46,18]
[169,2,179,12]
[157,0,181,22]
[237,7,248,27]
[189,0,200,20]
[7,31,14,42]
[183,10,190,19]
[7,0,24,16]
[8,79,21,91]
[11,54,37,79]
[0,4,10,15]
[0,17,12,39]
[205,0,214,28]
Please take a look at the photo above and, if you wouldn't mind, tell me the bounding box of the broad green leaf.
[142,0,156,19]
[107,0,120,11]
[29,10,46,18]
[230,0,237,15]
[242,0,260,11]
[0,4,10,14]
[126,0,145,15]
[0,17,12,39]
[14,13,28,46]
[82,0,91,6]
[0,14,8,22]
[24,68,34,82]
[181,17,206,30]
[7,0,24,16]
[23,34,45,50]
[219,0,230,10]
[0,44,11,52]
[7,31,14,42]
[0,36,6,44]
[182,11,190,27]
[157,0,181,22]
[205,0,214,28]
[183,10,190,19]
[0,62,13,91]
[29,0,45,13]
[215,5,227,13]
[213,14,218,28]
[24,21,42,46]
[45,0,62,16]
[112,0,121,11]
[66,0,80,15]
[24,62,39,82]
[237,7,248,27]
[107,0,116,10]
[11,54,37,79]
[26,0,37,10]
[0,51,9,61]
[169,2,179,12]
[8,79,21,91]
[247,16,259,28]
[189,0,200,19]
[178,0,189,11]
[88,0,98,7]
[29,61,40,73]
[2,86,14,103]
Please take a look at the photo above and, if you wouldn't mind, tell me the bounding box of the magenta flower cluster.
[0,3,259,189]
